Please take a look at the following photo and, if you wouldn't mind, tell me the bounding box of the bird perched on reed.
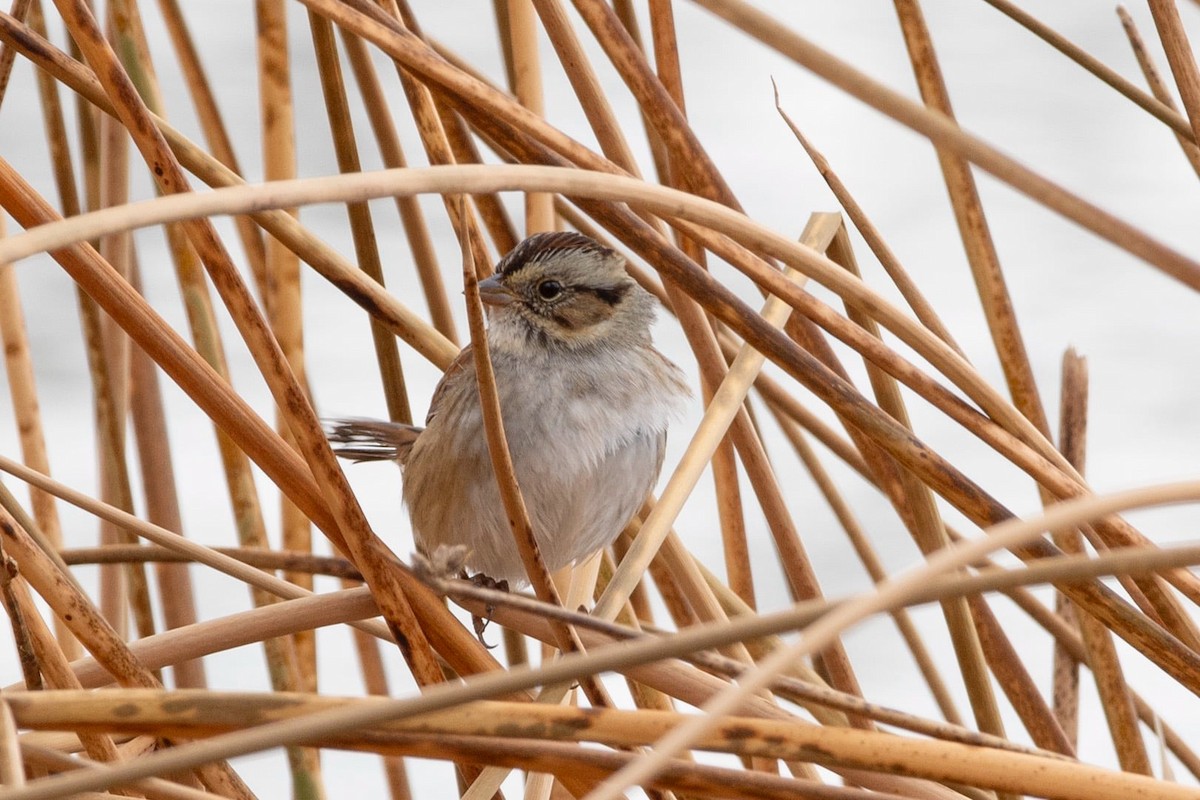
[328,231,689,586]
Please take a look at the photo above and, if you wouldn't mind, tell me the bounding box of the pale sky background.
[2,1,1200,796]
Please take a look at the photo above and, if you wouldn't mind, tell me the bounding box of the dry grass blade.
[691,0,1200,290]
[579,482,1200,800]
[4,164,1198,657]
[0,0,31,109]
[1,3,1198,799]
[1118,5,1200,179]
[1149,0,1200,147]
[980,0,1196,142]
[8,690,1197,800]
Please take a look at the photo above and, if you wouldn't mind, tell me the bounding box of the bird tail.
[324,417,423,464]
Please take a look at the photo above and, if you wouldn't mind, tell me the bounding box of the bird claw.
[469,573,509,648]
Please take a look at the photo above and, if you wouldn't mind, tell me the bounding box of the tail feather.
[325,417,422,464]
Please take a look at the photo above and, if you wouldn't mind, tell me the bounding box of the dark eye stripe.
[587,284,630,306]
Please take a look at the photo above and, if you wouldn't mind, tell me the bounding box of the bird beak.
[477,275,517,307]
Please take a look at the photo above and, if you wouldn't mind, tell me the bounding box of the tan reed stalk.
[0,0,30,108]
[824,221,1010,745]
[80,266,146,646]
[254,0,300,321]
[1148,0,1200,147]
[606,0,671,182]
[0,161,499,685]
[891,0,1048,433]
[51,0,445,685]
[593,553,676,722]
[617,518,696,629]
[111,8,318,779]
[13,4,86,673]
[645,0,754,611]
[126,267,205,690]
[151,0,268,290]
[689,0,1200,288]
[570,0,733,204]
[530,0,642,177]
[92,80,136,640]
[21,744,230,800]
[0,700,23,787]
[0,243,77,661]
[772,92,964,356]
[578,489,1200,799]
[18,688,1200,800]
[22,588,381,692]
[0,529,43,694]
[1062,351,1151,773]
[966,595,1075,754]
[1051,350,1085,749]
[435,103,521,259]
[505,0,554,234]
[7,153,1199,660]
[256,4,324,738]
[338,29,458,345]
[59,545,361,579]
[345,626,413,800]
[107,0,208,690]
[309,11,412,427]
[369,0,496,279]
[0,505,253,796]
[979,0,1194,142]
[766,407,963,725]
[408,32,525,261]
[0,538,131,771]
[1118,5,1200,179]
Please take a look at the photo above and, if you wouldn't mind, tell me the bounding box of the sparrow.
[328,231,690,586]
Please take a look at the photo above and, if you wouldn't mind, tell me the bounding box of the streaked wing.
[425,345,475,425]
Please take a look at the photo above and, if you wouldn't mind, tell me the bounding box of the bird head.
[478,232,656,354]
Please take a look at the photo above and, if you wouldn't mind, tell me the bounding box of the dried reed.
[0,3,1199,800]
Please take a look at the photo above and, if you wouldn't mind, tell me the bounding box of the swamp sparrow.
[328,231,690,585]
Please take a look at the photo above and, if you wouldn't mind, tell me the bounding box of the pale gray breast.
[491,347,677,576]
[401,343,680,584]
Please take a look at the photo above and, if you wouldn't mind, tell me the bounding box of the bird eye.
[536,280,563,300]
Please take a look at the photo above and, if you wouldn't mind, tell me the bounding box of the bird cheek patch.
[556,293,618,331]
